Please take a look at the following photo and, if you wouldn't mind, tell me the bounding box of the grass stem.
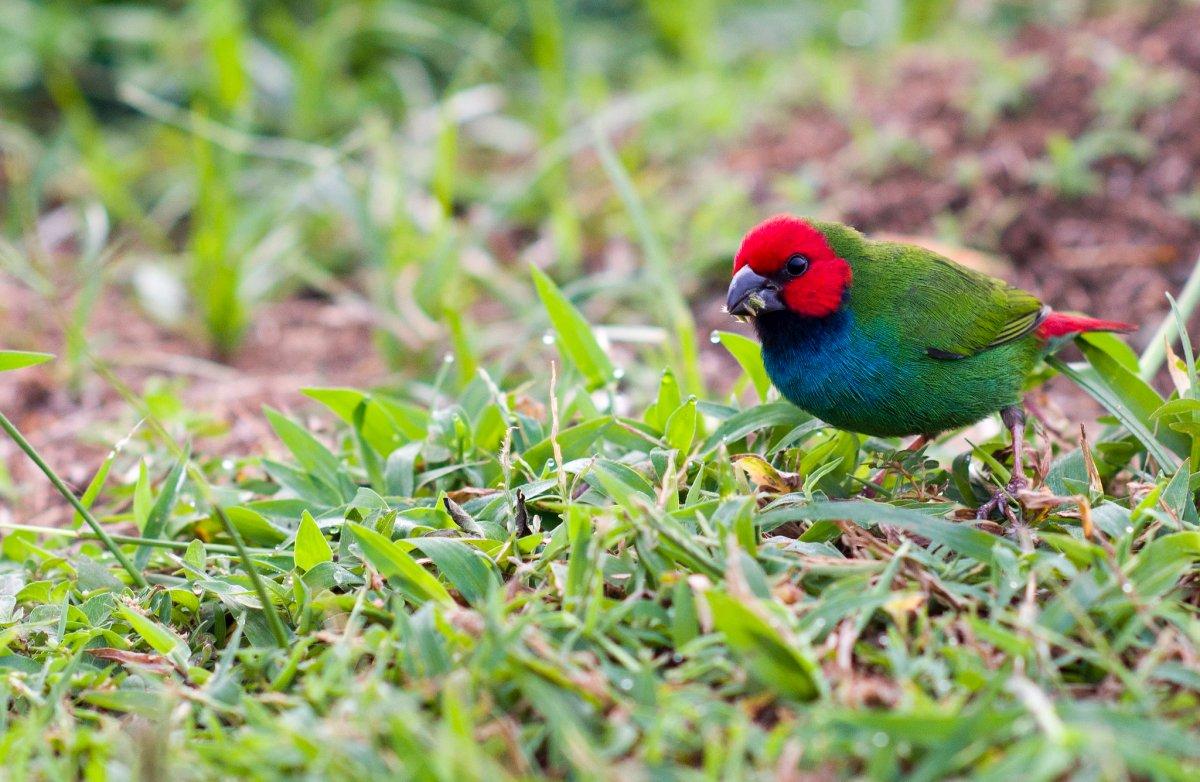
[0,411,148,588]
[0,522,275,558]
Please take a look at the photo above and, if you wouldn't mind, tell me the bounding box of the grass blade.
[530,265,614,391]
[0,351,54,372]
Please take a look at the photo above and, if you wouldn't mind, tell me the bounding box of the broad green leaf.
[523,417,612,470]
[406,537,498,606]
[1126,531,1200,599]
[530,264,614,390]
[1161,458,1199,524]
[303,387,428,455]
[1077,336,1189,459]
[707,591,821,702]
[1083,331,1140,373]
[1151,398,1200,418]
[663,396,698,453]
[116,604,187,665]
[264,406,353,501]
[262,459,342,508]
[184,540,206,570]
[700,401,810,454]
[223,506,288,546]
[74,556,124,593]
[644,369,682,431]
[347,523,453,605]
[352,400,387,492]
[71,449,115,530]
[714,330,771,401]
[1151,399,1200,441]
[587,459,656,503]
[294,511,332,572]
[563,505,595,611]
[1039,532,1104,568]
[80,689,165,715]
[132,461,152,532]
[0,350,53,372]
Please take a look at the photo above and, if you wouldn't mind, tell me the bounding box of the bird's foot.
[975,474,1028,522]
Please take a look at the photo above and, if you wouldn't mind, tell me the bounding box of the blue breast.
[755,309,905,430]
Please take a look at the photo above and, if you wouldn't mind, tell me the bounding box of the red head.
[727,215,853,319]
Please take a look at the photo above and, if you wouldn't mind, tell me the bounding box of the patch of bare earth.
[1,278,383,523]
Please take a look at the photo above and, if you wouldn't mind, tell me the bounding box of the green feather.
[813,221,1045,360]
[747,220,1049,436]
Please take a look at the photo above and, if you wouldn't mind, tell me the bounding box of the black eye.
[784,254,810,276]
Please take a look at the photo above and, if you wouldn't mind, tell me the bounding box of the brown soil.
[1,277,385,523]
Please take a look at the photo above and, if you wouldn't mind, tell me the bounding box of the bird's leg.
[976,405,1029,521]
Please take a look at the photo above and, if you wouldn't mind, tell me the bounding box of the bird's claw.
[975,475,1028,522]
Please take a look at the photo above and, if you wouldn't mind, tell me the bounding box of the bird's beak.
[726,266,785,319]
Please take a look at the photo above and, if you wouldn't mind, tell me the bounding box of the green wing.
[884,243,1045,360]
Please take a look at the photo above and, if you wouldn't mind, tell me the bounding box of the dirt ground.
[4,2,1199,521]
[1,284,386,523]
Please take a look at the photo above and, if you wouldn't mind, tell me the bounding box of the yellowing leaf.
[733,454,799,494]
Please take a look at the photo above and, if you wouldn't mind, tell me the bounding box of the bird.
[725,215,1134,518]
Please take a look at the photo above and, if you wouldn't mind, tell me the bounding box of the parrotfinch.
[726,215,1134,517]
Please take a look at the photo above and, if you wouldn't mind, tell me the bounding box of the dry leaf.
[733,454,800,493]
[513,394,546,422]
[87,648,173,672]
[883,593,925,616]
[1079,425,1102,494]
[513,489,530,536]
[443,496,484,535]
[446,487,501,504]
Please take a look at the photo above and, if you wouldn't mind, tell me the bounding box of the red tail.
[1036,312,1136,340]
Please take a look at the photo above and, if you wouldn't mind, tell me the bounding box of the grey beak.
[726,266,785,317]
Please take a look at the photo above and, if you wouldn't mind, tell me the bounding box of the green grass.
[3,283,1200,777]
[3,1,1200,778]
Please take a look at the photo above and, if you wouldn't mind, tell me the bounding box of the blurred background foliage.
[1,0,1107,389]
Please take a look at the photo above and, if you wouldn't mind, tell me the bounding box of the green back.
[813,220,1045,361]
